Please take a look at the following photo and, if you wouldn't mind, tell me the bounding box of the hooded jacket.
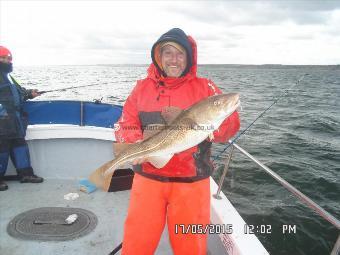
[0,70,33,138]
[114,28,240,182]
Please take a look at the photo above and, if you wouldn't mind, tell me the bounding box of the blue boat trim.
[23,101,122,128]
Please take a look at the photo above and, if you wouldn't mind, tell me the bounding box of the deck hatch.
[7,207,97,241]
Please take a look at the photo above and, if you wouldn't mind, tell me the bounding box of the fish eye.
[214,100,222,106]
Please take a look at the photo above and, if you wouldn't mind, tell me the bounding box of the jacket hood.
[149,28,197,81]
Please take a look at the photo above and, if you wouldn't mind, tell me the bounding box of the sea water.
[14,64,340,255]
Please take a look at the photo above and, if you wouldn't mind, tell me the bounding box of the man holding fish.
[114,28,240,254]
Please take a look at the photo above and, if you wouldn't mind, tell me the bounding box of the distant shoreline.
[15,64,340,68]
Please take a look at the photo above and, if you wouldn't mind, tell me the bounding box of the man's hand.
[31,89,41,98]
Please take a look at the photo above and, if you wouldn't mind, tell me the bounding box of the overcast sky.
[1,0,340,66]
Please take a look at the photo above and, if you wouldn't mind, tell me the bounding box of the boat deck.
[0,179,172,255]
[1,124,269,255]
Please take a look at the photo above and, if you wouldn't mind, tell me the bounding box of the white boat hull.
[5,124,268,254]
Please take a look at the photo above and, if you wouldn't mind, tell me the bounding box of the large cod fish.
[89,93,240,190]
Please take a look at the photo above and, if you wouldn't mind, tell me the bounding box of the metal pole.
[331,235,340,255]
[213,145,234,200]
[109,242,122,255]
[231,142,340,230]
[80,101,84,126]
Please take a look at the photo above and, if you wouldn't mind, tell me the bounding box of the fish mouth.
[235,99,241,110]
[230,93,241,112]
[237,100,242,111]
[230,99,241,113]
[220,93,240,115]
[229,95,242,113]
[228,93,240,107]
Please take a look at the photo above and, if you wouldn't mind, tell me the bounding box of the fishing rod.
[212,73,310,162]
[210,73,340,232]
[39,84,99,94]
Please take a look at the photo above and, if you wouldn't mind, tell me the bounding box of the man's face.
[160,45,187,78]
[0,55,12,64]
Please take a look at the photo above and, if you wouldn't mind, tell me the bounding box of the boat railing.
[23,100,122,128]
[213,141,340,253]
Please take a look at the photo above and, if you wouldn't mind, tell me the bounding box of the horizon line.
[15,63,340,67]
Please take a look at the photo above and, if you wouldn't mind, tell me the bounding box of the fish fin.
[147,155,174,168]
[161,106,183,124]
[143,124,166,139]
[89,159,116,191]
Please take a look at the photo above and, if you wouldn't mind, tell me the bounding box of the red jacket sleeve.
[114,83,143,143]
[206,80,241,143]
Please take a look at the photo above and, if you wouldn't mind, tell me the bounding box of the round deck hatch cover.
[7,207,97,241]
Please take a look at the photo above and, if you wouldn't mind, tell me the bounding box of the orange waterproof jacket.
[114,36,240,182]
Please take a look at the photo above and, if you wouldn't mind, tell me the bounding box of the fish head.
[191,93,240,130]
[209,93,240,119]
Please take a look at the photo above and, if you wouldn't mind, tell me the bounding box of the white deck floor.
[0,179,172,255]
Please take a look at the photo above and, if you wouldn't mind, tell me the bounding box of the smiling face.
[160,45,187,78]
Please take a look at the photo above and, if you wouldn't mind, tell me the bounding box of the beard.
[0,62,13,73]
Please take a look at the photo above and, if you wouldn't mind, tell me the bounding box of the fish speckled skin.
[103,93,240,176]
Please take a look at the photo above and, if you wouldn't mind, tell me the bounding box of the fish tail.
[103,157,125,176]
[103,150,149,176]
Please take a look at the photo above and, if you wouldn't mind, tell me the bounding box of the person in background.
[0,45,43,191]
[114,28,240,255]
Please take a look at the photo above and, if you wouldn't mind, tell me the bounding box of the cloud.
[1,1,340,65]
[271,1,340,12]
[169,1,340,26]
[287,34,315,40]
